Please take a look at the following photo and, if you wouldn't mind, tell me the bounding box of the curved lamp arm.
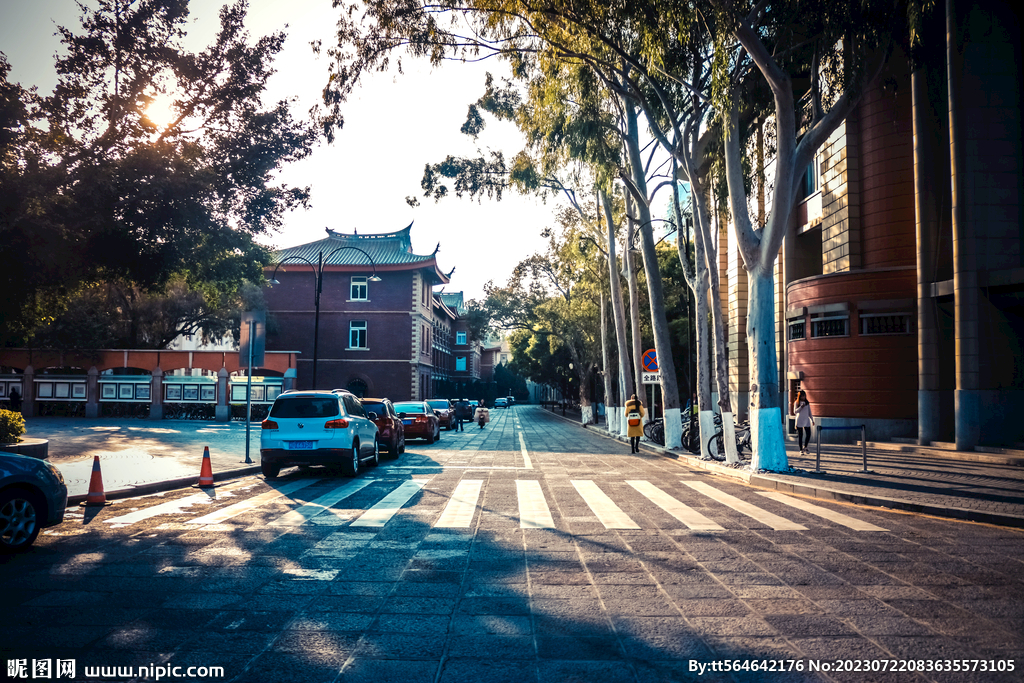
[268,255,317,286]
[321,245,382,282]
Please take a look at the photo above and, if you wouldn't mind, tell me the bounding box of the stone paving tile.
[536,635,623,660]
[437,659,538,683]
[338,659,441,683]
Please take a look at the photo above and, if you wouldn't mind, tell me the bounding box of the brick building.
[714,0,1022,448]
[264,224,465,400]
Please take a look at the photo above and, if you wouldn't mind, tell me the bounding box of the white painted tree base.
[751,407,788,471]
[699,410,715,459]
[721,411,739,464]
[581,405,593,425]
[663,408,682,449]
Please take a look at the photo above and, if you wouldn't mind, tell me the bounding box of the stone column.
[216,368,230,422]
[149,368,164,420]
[22,365,35,418]
[86,367,100,418]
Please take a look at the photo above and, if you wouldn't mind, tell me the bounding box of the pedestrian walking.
[475,402,490,429]
[8,386,22,414]
[624,393,646,454]
[456,400,466,431]
[792,390,815,455]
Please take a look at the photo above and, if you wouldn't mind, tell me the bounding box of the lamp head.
[269,278,280,286]
[369,274,382,282]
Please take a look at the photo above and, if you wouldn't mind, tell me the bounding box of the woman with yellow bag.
[624,394,646,454]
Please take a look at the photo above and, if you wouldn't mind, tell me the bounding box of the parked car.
[494,397,508,408]
[454,399,475,423]
[0,451,68,553]
[427,399,456,430]
[392,401,441,443]
[360,398,405,457]
[260,390,379,479]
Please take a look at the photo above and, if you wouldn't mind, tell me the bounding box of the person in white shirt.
[792,390,815,455]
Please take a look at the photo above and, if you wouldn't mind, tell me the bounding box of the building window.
[811,315,848,338]
[456,356,467,371]
[798,155,820,200]
[860,313,912,335]
[456,331,467,345]
[788,321,806,341]
[350,276,367,301]
[349,320,367,348]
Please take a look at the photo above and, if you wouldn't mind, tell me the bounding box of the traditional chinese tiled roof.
[439,292,466,314]
[271,223,450,283]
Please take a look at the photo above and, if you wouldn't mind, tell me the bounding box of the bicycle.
[706,418,752,461]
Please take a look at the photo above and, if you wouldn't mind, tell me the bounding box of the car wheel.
[426,428,435,444]
[261,461,281,479]
[398,435,406,454]
[368,438,380,467]
[343,442,361,477]
[0,488,43,553]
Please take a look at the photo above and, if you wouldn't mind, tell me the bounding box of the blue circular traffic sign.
[642,349,658,372]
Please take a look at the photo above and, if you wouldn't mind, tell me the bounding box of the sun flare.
[145,93,177,130]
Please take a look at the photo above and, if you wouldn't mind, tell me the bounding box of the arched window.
[346,378,368,398]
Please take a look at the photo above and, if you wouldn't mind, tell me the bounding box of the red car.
[360,398,405,457]
[427,399,456,430]
[393,401,441,443]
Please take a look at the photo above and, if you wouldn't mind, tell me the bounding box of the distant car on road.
[359,398,405,457]
[494,397,508,408]
[260,390,380,479]
[393,401,441,443]
[0,451,68,552]
[427,399,456,430]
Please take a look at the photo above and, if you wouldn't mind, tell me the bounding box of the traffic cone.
[194,446,216,488]
[80,455,112,507]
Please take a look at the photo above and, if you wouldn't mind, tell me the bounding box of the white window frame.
[349,320,368,349]
[456,356,467,372]
[350,276,368,301]
[456,331,467,345]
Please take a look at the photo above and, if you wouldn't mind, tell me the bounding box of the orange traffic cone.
[194,446,216,488]
[80,455,112,507]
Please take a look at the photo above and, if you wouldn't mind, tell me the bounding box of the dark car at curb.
[360,398,405,457]
[392,401,441,443]
[427,399,456,431]
[260,390,380,479]
[0,451,68,552]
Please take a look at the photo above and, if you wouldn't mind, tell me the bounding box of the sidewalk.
[553,406,1024,529]
[22,417,262,505]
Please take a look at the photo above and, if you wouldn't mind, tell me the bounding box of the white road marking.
[627,481,724,530]
[435,479,483,528]
[268,479,373,526]
[186,479,315,525]
[518,432,533,469]
[680,481,807,531]
[571,480,640,529]
[517,480,555,529]
[756,492,888,531]
[103,481,253,526]
[350,480,427,527]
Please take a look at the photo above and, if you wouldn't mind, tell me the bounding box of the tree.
[0,0,318,346]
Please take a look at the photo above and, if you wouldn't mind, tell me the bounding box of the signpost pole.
[244,320,254,465]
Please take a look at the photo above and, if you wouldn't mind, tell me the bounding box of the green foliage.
[0,409,26,444]
[1,0,318,345]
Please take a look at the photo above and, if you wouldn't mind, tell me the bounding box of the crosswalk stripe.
[349,480,427,527]
[571,480,640,529]
[627,481,724,530]
[517,480,555,528]
[186,479,315,525]
[756,492,888,531]
[680,481,807,530]
[268,479,373,527]
[435,480,483,528]
[103,481,253,526]
[518,432,533,469]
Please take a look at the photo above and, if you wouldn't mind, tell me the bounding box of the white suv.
[260,390,379,479]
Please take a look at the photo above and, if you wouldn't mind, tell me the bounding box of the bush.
[0,409,26,444]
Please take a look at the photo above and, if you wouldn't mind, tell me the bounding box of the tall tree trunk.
[747,267,787,470]
[623,195,644,404]
[602,190,633,436]
[600,292,614,430]
[624,106,682,448]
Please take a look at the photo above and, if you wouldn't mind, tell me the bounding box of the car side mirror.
[367,411,378,421]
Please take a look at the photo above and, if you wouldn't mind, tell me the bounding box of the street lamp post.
[269,245,381,390]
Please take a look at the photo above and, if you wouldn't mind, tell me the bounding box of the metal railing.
[814,425,870,473]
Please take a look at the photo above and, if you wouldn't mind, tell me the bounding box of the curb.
[554,410,1024,529]
[66,466,262,507]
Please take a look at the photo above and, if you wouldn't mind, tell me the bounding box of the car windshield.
[393,402,426,414]
[427,400,449,410]
[361,401,385,412]
[270,397,340,419]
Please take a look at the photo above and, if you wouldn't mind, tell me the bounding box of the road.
[2,406,1021,682]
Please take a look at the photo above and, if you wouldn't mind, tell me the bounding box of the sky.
[1,0,561,301]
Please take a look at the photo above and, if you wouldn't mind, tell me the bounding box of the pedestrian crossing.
[101,475,888,533]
